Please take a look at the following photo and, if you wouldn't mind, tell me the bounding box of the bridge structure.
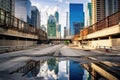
[0,8,47,46]
[73,11,120,49]
[48,38,72,44]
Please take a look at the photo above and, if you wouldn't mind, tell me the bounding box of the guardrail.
[97,46,120,54]
[0,8,47,40]
[0,45,38,53]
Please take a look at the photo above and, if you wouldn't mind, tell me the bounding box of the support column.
[98,38,100,48]
[3,37,5,46]
[17,38,19,45]
[109,36,112,46]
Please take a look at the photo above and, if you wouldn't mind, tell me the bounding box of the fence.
[0,8,47,40]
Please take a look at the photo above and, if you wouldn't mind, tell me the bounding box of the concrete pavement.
[0,45,119,80]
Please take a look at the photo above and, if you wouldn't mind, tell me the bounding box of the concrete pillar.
[26,39,27,46]
[92,39,94,48]
[3,37,5,46]
[109,36,112,46]
[97,38,100,48]
[17,38,19,45]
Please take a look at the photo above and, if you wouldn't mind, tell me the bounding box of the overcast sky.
[30,0,91,37]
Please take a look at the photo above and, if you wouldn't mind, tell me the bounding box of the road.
[0,44,120,80]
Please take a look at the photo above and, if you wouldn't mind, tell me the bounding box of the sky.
[30,0,91,37]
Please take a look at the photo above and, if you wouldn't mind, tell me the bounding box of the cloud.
[59,0,63,2]
[65,1,69,4]
[54,0,63,3]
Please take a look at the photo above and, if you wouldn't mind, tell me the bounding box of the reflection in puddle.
[36,58,91,80]
[11,57,119,80]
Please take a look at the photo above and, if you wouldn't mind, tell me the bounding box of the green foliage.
[64,40,70,45]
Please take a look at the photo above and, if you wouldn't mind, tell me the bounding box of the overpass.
[73,11,120,48]
[0,8,47,46]
[48,38,72,43]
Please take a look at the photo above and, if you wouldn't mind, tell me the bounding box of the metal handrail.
[0,8,47,40]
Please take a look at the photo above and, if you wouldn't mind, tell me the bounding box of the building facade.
[92,0,120,24]
[15,0,31,24]
[54,11,61,38]
[74,22,84,35]
[64,27,67,38]
[41,25,46,32]
[31,6,40,29]
[105,0,120,17]
[85,3,92,26]
[55,11,59,23]
[47,15,56,38]
[70,4,84,36]
[0,0,15,15]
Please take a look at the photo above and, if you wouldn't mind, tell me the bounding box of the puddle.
[10,57,119,80]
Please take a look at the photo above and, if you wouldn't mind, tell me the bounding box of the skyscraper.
[85,3,92,26]
[74,22,84,35]
[64,27,67,38]
[55,11,59,23]
[70,4,84,36]
[55,11,61,38]
[92,0,120,24]
[0,0,15,15]
[31,6,40,29]
[47,15,56,38]
[66,12,69,37]
[15,0,31,24]
[105,0,120,17]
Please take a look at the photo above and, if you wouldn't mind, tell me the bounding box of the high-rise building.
[58,24,61,38]
[55,11,61,38]
[105,0,120,17]
[74,22,84,35]
[0,0,15,15]
[85,3,92,26]
[70,4,84,36]
[47,15,56,38]
[15,0,31,24]
[92,0,120,24]
[66,12,69,37]
[41,25,46,32]
[31,6,40,29]
[55,11,59,23]
[64,27,67,38]
[92,0,105,24]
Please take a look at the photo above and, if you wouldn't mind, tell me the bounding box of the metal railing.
[0,8,47,40]
[97,46,120,53]
[0,45,38,53]
[80,11,120,36]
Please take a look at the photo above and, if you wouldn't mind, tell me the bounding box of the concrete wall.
[88,39,112,48]
[0,40,37,46]
[87,25,120,39]
[0,28,38,39]
[112,38,120,46]
[73,38,120,48]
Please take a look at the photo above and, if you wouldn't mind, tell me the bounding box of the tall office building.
[58,24,61,38]
[55,11,61,38]
[74,22,84,35]
[55,11,59,23]
[47,15,56,38]
[41,25,46,32]
[92,0,120,24]
[64,27,67,38]
[105,0,120,17]
[0,0,15,15]
[92,0,105,24]
[31,6,40,29]
[66,12,69,37]
[85,3,92,26]
[70,4,84,36]
[15,0,31,24]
